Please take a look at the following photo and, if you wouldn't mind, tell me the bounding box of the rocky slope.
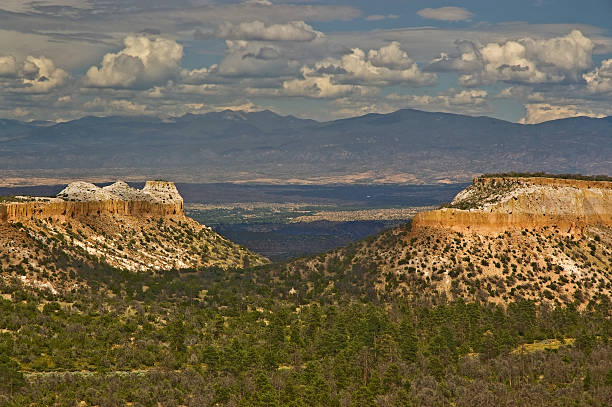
[278,176,612,307]
[0,181,267,293]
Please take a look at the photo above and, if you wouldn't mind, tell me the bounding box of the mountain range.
[1,109,611,185]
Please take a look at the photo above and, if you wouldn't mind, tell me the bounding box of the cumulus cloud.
[217,20,323,42]
[278,42,435,99]
[519,103,608,124]
[417,7,473,22]
[367,42,413,69]
[295,42,436,91]
[179,65,217,85]
[426,40,483,72]
[214,40,300,78]
[242,0,273,5]
[20,56,70,93]
[85,35,183,88]
[242,46,281,60]
[0,56,17,77]
[428,30,595,86]
[583,59,612,94]
[282,72,365,99]
[337,45,435,85]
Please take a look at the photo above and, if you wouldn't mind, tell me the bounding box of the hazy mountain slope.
[1,109,611,183]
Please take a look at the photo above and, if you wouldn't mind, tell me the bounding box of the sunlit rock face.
[0,180,267,278]
[412,177,612,234]
[1,180,184,222]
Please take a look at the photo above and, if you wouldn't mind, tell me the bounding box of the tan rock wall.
[413,177,612,234]
[0,199,184,223]
[411,209,612,234]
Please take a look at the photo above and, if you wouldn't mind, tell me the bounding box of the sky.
[0,0,611,123]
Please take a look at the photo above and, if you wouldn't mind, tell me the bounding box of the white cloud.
[427,41,484,72]
[0,56,17,77]
[583,59,612,94]
[243,0,273,5]
[338,46,435,85]
[56,95,72,105]
[368,41,415,70]
[180,65,217,84]
[519,103,607,124]
[85,36,183,88]
[277,42,435,99]
[417,7,473,22]
[521,30,594,79]
[430,30,595,86]
[20,56,70,93]
[217,21,323,42]
[215,40,299,78]
[282,69,366,99]
[84,97,147,114]
[365,14,399,21]
[309,43,436,87]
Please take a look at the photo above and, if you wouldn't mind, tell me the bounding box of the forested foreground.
[0,262,610,406]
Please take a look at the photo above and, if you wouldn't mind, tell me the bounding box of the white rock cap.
[57,180,183,203]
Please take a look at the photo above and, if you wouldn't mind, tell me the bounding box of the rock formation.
[281,175,612,307]
[0,180,267,293]
[1,180,184,222]
[412,177,612,233]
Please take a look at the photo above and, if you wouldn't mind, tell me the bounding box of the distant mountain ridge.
[1,109,611,184]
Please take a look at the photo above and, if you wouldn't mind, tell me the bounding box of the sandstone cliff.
[1,180,184,222]
[277,175,612,307]
[412,177,612,233]
[1,180,267,294]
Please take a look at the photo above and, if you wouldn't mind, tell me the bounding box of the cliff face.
[1,181,184,223]
[1,180,268,293]
[412,177,612,233]
[0,200,183,222]
[279,175,612,308]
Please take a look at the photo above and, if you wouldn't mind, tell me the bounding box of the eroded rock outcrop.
[1,180,184,222]
[412,177,612,233]
[0,180,267,288]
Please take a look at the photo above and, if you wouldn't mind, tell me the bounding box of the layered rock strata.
[0,180,184,222]
[412,177,612,233]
